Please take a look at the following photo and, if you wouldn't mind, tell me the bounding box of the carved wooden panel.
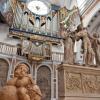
[37,66,51,100]
[0,59,9,87]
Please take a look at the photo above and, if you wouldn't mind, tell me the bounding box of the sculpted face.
[75,32,82,41]
[14,64,29,78]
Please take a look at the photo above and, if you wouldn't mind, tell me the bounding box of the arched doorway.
[37,65,51,100]
[0,58,9,87]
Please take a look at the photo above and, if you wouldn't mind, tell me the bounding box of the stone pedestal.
[58,64,100,100]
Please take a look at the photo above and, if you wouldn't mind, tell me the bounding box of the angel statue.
[0,64,42,100]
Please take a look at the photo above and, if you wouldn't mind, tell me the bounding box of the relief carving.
[91,33,100,66]
[82,75,97,93]
[96,76,100,93]
[65,72,82,93]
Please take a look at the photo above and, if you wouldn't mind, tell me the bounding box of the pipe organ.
[11,1,60,37]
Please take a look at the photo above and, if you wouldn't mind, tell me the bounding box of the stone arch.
[0,57,10,66]
[36,64,52,73]
[0,58,9,87]
[36,65,52,100]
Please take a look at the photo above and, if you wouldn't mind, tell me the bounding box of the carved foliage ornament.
[65,72,82,93]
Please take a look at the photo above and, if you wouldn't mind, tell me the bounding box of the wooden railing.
[0,42,17,56]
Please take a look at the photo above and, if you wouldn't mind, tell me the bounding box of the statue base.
[58,64,100,100]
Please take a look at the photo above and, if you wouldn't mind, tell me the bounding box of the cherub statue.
[75,28,95,66]
[0,64,42,100]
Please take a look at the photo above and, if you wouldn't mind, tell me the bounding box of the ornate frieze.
[82,74,97,93]
[58,64,100,100]
[65,72,82,93]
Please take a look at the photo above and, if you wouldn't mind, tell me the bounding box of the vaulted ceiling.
[87,10,100,36]
[0,0,78,15]
[45,0,77,9]
[0,0,78,24]
[1,0,99,29]
[18,0,77,9]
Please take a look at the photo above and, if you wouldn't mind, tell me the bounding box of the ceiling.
[0,0,78,15]
[87,10,100,36]
[49,0,77,9]
[18,0,78,10]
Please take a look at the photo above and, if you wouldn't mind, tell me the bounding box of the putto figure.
[0,64,42,100]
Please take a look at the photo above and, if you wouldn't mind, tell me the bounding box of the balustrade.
[52,52,64,62]
[0,42,17,56]
[0,42,64,62]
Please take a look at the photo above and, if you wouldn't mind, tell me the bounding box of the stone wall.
[0,59,9,87]
[58,64,100,100]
